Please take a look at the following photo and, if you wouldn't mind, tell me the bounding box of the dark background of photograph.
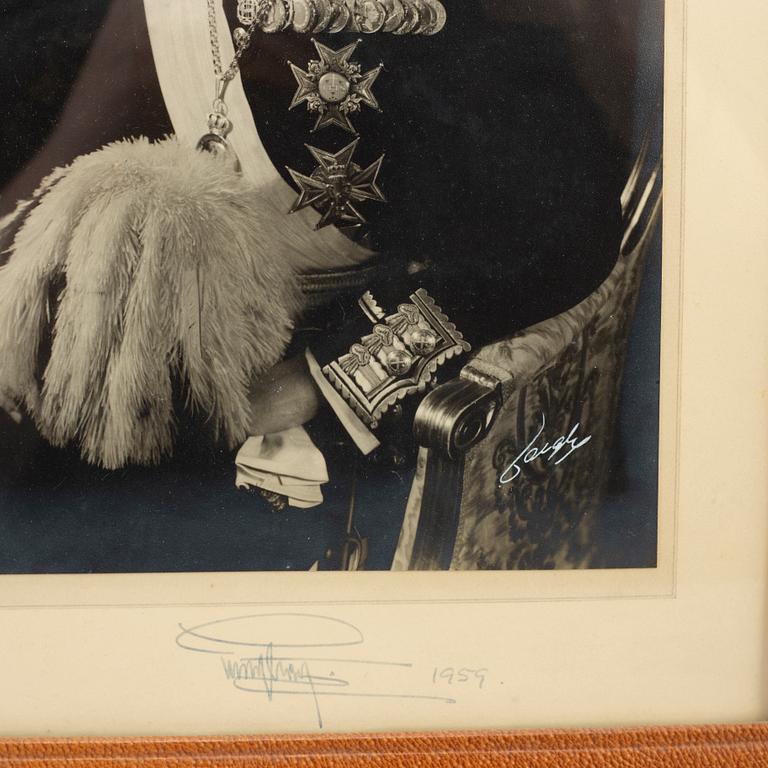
[0,0,664,571]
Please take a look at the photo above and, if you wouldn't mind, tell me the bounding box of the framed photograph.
[0,0,766,762]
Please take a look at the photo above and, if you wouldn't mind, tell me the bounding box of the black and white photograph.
[0,0,664,574]
[4,0,768,746]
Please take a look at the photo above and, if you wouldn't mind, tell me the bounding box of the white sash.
[142,0,373,272]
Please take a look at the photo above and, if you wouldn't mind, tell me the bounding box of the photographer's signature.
[499,414,592,484]
[176,613,485,730]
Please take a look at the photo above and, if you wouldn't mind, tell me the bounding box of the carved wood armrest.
[407,365,502,570]
[414,368,503,459]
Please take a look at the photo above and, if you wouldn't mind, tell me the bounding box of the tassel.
[0,137,305,469]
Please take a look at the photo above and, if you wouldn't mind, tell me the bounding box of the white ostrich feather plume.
[0,137,304,469]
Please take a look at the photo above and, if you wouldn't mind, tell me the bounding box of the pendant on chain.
[196,78,242,171]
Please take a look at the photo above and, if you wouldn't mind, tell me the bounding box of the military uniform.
[0,0,624,572]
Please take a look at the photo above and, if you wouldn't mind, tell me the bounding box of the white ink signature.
[499,414,592,484]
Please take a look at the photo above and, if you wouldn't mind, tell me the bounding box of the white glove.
[235,427,329,509]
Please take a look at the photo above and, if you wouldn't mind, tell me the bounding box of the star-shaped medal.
[288,39,383,134]
[287,138,386,229]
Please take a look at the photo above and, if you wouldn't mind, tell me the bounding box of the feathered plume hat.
[0,137,304,469]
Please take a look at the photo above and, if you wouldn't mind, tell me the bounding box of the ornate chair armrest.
[414,368,503,460]
[407,367,502,570]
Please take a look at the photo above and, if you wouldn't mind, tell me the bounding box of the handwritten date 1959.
[432,667,488,688]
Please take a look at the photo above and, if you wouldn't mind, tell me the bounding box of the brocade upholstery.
[449,209,658,570]
[392,192,660,572]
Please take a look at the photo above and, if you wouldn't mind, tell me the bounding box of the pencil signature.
[498,413,592,484]
[175,613,471,729]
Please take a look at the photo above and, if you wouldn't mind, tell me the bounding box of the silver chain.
[206,0,272,82]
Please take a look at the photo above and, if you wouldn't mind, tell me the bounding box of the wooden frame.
[2,726,767,766]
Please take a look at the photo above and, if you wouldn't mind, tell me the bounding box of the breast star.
[287,138,386,229]
[288,39,383,134]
